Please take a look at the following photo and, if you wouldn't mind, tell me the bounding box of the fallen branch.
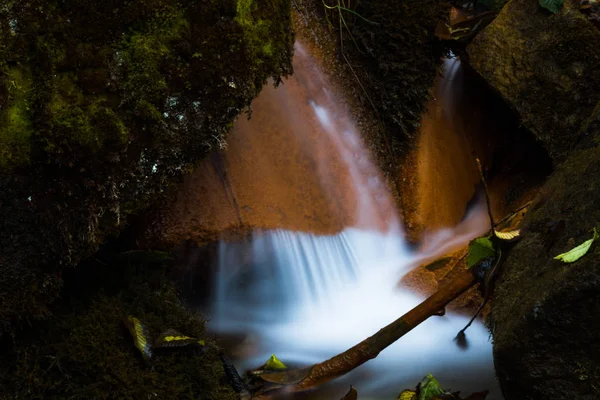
[254,265,479,397]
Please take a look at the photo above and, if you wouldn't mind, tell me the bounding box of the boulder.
[0,0,294,335]
[467,0,600,159]
[490,139,600,399]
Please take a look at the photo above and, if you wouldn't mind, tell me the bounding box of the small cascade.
[212,228,409,333]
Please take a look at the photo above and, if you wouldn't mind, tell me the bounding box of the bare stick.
[256,266,478,396]
[475,157,494,232]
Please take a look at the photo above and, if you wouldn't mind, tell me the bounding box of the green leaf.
[554,228,598,263]
[265,354,287,370]
[539,0,564,13]
[418,374,445,400]
[467,237,496,268]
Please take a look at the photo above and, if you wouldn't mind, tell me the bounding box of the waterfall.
[208,43,502,398]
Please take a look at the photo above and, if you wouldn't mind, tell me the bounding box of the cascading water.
[209,42,502,398]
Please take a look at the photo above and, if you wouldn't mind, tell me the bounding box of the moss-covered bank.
[0,0,293,336]
[0,252,237,399]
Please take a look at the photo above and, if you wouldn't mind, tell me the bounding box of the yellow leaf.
[494,229,520,241]
[398,390,416,400]
[124,316,152,360]
[154,328,201,348]
[554,228,598,263]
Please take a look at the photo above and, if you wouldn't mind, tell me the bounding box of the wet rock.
[143,39,400,248]
[467,0,600,160]
[490,141,600,399]
[399,249,488,314]
[399,56,551,242]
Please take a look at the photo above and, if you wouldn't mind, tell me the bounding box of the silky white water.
[209,43,502,399]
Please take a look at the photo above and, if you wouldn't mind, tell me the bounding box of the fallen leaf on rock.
[397,374,489,400]
[265,354,287,370]
[398,390,417,400]
[153,328,204,348]
[123,315,153,361]
[418,373,445,399]
[494,229,520,241]
[554,228,598,263]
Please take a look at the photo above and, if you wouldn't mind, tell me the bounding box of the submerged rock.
[467,0,600,160]
[0,0,293,336]
[490,140,600,399]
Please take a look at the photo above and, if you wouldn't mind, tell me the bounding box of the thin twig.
[322,2,378,25]
[475,157,495,233]
[494,201,531,228]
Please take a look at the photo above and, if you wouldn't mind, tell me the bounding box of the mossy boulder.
[0,0,293,336]
[304,0,448,153]
[0,255,237,400]
[490,139,600,399]
[467,0,600,160]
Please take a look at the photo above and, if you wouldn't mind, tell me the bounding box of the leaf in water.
[554,228,598,263]
[494,229,521,241]
[467,237,496,268]
[341,386,358,400]
[398,390,417,400]
[265,354,287,370]
[418,373,445,400]
[539,0,564,13]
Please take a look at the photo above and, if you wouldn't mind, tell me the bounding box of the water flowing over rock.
[151,41,398,246]
[170,39,504,398]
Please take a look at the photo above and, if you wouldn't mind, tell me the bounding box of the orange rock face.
[156,41,398,246]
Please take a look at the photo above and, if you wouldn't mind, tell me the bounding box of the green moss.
[491,143,600,399]
[235,0,292,70]
[0,272,238,400]
[0,67,33,168]
[0,0,293,340]
[89,101,129,145]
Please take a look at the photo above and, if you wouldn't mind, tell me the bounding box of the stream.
[198,42,504,399]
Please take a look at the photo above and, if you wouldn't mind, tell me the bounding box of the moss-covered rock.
[467,0,600,160]
[327,0,449,150]
[0,255,237,400]
[0,0,293,336]
[490,140,600,399]
[299,0,448,179]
